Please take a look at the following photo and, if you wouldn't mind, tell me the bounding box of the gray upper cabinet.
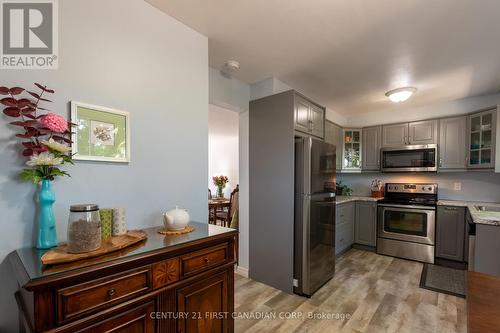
[382,120,438,147]
[408,120,438,145]
[294,94,325,139]
[294,95,311,133]
[310,104,325,138]
[439,116,467,170]
[436,206,466,262]
[467,109,496,169]
[342,129,362,170]
[362,126,382,171]
[354,201,377,247]
[325,120,343,171]
[382,123,408,147]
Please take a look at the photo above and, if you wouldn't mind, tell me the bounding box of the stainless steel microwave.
[381,144,438,172]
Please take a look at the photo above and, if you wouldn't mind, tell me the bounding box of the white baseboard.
[234,265,249,278]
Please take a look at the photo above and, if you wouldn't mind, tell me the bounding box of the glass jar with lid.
[67,204,101,253]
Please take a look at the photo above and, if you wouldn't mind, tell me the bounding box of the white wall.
[250,77,291,101]
[250,77,347,126]
[0,1,208,331]
[238,111,250,270]
[208,68,251,272]
[346,92,500,127]
[209,105,239,196]
[209,67,250,112]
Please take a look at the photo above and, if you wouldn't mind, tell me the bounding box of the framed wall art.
[71,101,130,163]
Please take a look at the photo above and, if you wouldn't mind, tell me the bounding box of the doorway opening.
[208,104,240,229]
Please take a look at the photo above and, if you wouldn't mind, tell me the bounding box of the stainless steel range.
[377,183,438,264]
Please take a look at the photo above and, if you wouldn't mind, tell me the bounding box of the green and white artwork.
[71,102,130,163]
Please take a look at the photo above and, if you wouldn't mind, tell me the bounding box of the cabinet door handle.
[439,158,443,168]
[203,257,210,264]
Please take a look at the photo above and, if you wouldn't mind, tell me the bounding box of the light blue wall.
[0,0,208,331]
[338,172,500,202]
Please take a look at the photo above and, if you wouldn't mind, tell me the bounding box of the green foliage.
[19,169,44,184]
[19,166,70,184]
[336,181,353,196]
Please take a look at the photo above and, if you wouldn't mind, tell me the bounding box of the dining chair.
[216,185,239,227]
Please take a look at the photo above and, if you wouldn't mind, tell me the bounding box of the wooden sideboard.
[9,222,238,333]
[467,271,500,333]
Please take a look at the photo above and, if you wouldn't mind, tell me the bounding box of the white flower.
[26,152,63,167]
[41,138,71,153]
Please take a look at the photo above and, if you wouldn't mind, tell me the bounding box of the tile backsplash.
[338,171,500,202]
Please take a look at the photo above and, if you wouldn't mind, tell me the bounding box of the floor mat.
[420,263,466,298]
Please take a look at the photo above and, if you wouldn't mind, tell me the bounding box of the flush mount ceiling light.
[385,87,417,103]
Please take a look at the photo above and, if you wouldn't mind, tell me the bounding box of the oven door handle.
[378,203,436,210]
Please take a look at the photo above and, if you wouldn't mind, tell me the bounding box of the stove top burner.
[379,183,439,207]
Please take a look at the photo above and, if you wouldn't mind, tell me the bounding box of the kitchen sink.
[474,206,500,213]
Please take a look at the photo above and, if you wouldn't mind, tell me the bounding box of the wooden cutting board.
[41,230,147,265]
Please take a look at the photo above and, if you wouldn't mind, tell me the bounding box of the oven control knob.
[428,187,432,191]
[422,186,426,191]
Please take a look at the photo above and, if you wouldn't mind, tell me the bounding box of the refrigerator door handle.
[300,196,310,295]
[306,192,336,199]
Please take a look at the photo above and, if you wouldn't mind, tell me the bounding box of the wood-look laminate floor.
[235,248,466,333]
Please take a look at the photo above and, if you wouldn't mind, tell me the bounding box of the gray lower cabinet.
[435,206,466,261]
[362,126,382,171]
[335,202,355,254]
[439,116,467,169]
[474,223,500,277]
[354,201,377,247]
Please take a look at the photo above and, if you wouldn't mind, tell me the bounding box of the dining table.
[208,198,230,225]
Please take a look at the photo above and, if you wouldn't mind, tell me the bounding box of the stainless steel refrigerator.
[294,136,336,296]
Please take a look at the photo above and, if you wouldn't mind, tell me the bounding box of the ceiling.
[146,0,500,117]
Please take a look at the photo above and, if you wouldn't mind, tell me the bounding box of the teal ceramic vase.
[37,179,58,249]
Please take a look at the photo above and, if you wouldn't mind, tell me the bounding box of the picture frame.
[71,101,131,163]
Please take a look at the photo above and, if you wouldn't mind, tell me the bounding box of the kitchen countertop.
[336,195,383,204]
[438,200,500,226]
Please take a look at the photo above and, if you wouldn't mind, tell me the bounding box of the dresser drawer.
[57,267,152,323]
[180,243,229,277]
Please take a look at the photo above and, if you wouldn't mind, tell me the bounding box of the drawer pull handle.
[107,289,116,298]
[203,257,210,264]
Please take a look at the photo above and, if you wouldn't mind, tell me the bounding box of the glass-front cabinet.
[342,129,362,170]
[467,109,496,169]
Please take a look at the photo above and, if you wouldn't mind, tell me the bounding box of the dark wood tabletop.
[467,271,500,333]
[208,199,230,224]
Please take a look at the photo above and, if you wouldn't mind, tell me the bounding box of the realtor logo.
[1,0,58,69]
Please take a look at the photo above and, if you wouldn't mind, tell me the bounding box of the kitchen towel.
[112,208,127,236]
